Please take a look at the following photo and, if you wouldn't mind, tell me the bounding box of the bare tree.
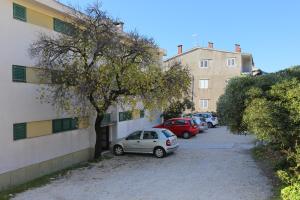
[30,2,191,158]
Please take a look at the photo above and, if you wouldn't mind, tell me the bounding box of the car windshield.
[200,117,206,122]
[190,119,195,126]
[162,129,175,138]
[193,118,200,124]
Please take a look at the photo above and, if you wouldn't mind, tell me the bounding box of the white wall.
[0,0,91,174]
[0,0,162,175]
[116,111,161,139]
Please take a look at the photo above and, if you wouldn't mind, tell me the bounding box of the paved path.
[13,127,272,200]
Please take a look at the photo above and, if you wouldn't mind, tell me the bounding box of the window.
[126,131,142,140]
[199,59,209,68]
[13,123,27,140]
[62,118,71,131]
[199,79,209,89]
[119,111,132,122]
[53,18,74,35]
[53,119,63,133]
[200,99,209,109]
[227,58,236,67]
[164,120,173,126]
[162,130,174,138]
[12,65,26,82]
[143,131,158,139]
[174,120,186,125]
[13,3,27,22]
[102,113,111,124]
[52,118,78,133]
[140,110,145,118]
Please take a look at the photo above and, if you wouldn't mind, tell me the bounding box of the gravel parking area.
[13,127,272,200]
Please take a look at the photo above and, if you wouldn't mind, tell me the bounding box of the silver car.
[192,116,208,132]
[112,128,179,158]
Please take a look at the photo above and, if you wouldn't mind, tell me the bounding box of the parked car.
[192,116,208,132]
[112,128,179,158]
[193,112,218,128]
[154,118,199,139]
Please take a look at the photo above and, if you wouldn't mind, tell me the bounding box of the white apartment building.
[0,0,160,191]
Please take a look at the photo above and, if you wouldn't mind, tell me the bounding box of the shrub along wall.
[217,66,300,199]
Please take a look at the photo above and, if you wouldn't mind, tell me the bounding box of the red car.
[154,118,199,139]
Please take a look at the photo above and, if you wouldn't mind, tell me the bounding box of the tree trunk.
[94,114,104,159]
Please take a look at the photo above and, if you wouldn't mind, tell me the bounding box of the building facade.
[0,0,160,191]
[164,43,254,112]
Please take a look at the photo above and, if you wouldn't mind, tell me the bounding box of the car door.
[140,131,159,153]
[123,131,142,152]
[173,119,187,136]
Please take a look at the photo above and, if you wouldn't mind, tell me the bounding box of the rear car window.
[164,120,173,126]
[162,130,174,138]
[174,120,186,125]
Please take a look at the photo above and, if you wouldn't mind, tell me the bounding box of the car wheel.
[208,122,213,128]
[154,147,166,158]
[113,145,124,156]
[182,132,191,139]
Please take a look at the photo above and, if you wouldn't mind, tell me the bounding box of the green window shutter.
[62,118,71,131]
[140,110,145,118]
[127,111,132,120]
[53,18,64,33]
[70,118,78,130]
[102,113,111,124]
[53,18,74,35]
[53,119,63,133]
[13,3,27,22]
[13,123,27,140]
[119,111,133,122]
[12,65,26,82]
[119,112,125,122]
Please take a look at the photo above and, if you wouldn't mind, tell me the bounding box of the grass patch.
[252,145,285,200]
[0,162,90,200]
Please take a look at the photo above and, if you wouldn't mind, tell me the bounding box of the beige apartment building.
[164,43,254,112]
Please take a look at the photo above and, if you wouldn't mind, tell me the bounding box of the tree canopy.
[30,2,191,158]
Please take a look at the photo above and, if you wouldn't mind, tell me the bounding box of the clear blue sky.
[60,0,300,72]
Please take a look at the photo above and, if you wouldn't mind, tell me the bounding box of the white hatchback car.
[193,112,218,128]
[112,128,179,158]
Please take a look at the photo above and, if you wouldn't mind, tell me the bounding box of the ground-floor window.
[200,99,209,109]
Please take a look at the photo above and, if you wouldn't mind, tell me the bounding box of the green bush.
[281,182,300,200]
[217,66,300,199]
[161,98,194,120]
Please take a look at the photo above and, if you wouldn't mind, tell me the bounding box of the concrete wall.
[0,0,92,178]
[0,148,92,191]
[116,110,161,139]
[165,48,252,111]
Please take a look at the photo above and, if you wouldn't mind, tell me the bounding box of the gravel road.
[13,126,272,200]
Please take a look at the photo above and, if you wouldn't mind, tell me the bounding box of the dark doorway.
[100,126,110,151]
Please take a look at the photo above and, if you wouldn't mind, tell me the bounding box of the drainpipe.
[191,75,194,103]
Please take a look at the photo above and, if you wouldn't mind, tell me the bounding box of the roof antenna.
[192,34,200,47]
